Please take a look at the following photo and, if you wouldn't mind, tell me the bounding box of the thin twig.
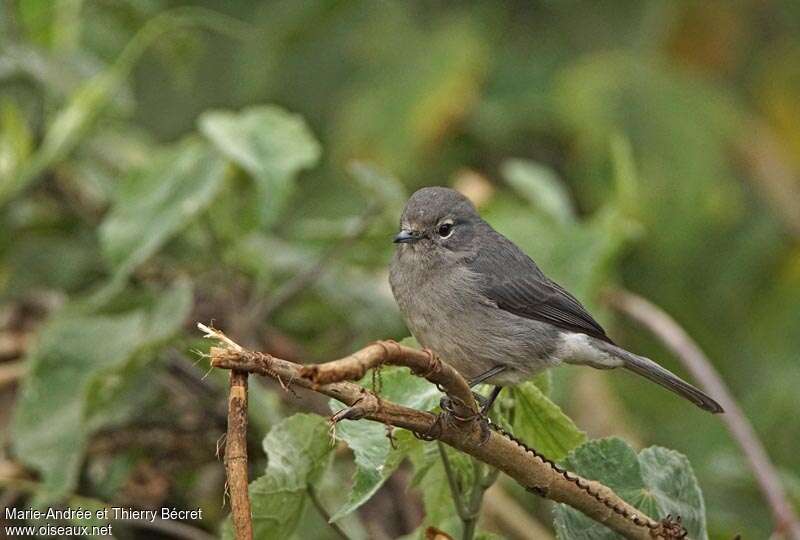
[461,460,484,540]
[438,442,469,519]
[224,370,252,540]
[605,288,800,540]
[461,460,500,540]
[307,485,351,540]
[201,324,683,540]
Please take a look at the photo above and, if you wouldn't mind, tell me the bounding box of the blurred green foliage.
[1,1,799,539]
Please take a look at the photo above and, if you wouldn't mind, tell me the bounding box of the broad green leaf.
[368,364,442,412]
[85,281,193,426]
[11,281,192,501]
[502,158,575,225]
[232,413,333,540]
[199,105,321,226]
[12,311,141,501]
[533,371,553,396]
[99,137,226,280]
[0,8,250,205]
[510,381,586,462]
[328,420,405,522]
[328,365,440,520]
[553,438,707,540]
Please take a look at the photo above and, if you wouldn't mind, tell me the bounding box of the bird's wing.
[469,231,613,344]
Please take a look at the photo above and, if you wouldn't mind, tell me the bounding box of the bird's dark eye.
[437,222,454,238]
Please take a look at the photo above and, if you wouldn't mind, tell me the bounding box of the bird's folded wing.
[469,237,613,344]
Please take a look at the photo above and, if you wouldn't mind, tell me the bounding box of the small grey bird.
[389,186,723,414]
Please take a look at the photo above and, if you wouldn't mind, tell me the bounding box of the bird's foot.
[438,395,492,445]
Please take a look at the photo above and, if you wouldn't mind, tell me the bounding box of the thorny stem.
[202,324,687,539]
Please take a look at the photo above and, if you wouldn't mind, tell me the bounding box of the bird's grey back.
[466,226,612,343]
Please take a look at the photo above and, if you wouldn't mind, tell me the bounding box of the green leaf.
[199,105,321,226]
[99,137,227,280]
[85,281,193,426]
[328,420,404,522]
[407,442,470,536]
[235,413,333,540]
[553,438,707,540]
[11,281,192,501]
[369,364,442,411]
[510,381,586,462]
[502,158,576,225]
[0,8,249,206]
[0,98,33,184]
[328,365,439,520]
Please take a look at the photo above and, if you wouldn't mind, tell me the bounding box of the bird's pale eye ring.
[437,221,454,238]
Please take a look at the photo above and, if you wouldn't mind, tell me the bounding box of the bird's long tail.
[596,341,724,414]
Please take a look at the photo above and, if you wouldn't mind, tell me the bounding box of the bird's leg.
[467,365,506,414]
[436,366,506,444]
[480,386,503,416]
[440,364,504,414]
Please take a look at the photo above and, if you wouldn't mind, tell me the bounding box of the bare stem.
[438,442,469,519]
[224,370,252,540]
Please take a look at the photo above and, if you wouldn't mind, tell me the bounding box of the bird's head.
[393,187,481,259]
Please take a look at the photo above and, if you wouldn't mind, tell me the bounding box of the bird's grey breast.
[390,248,481,360]
[389,247,558,381]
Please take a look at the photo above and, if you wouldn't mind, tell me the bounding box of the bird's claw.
[438,396,492,446]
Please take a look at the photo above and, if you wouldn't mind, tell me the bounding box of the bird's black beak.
[393,229,418,244]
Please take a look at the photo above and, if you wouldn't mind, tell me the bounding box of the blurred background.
[1,1,799,539]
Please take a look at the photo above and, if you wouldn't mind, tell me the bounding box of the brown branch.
[200,324,690,540]
[224,366,253,540]
[300,340,478,421]
[605,289,800,540]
